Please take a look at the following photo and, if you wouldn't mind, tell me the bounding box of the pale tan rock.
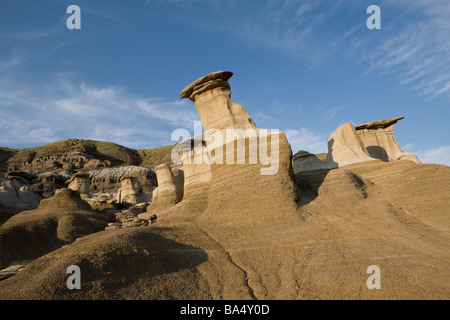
[174,71,299,224]
[105,225,120,231]
[0,265,25,280]
[177,139,212,195]
[325,122,374,168]
[355,116,422,164]
[0,177,41,214]
[17,186,41,208]
[144,164,183,214]
[180,71,256,133]
[89,165,156,195]
[117,176,141,204]
[66,173,91,199]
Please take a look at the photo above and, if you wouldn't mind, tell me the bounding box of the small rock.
[107,222,121,227]
[105,226,120,231]
[0,265,25,280]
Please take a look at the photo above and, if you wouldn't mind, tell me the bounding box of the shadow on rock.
[0,227,209,299]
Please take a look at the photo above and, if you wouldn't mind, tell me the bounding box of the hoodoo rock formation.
[179,71,256,132]
[355,116,422,164]
[142,164,183,215]
[0,72,448,301]
[116,176,152,205]
[66,172,91,199]
[143,71,299,225]
[293,117,422,173]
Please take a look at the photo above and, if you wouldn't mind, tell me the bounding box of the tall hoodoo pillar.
[179,71,256,133]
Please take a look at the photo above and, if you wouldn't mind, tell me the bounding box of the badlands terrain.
[0,71,448,300]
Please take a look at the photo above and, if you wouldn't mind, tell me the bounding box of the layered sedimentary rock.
[140,71,298,222]
[319,117,422,169]
[325,122,374,168]
[89,165,156,195]
[355,116,421,164]
[179,71,256,132]
[173,71,298,224]
[176,139,212,199]
[117,176,141,204]
[144,164,183,214]
[66,172,91,199]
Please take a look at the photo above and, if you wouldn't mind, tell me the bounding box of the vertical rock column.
[117,176,142,204]
[179,71,299,224]
[146,164,184,213]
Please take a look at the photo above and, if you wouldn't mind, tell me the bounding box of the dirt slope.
[0,160,448,299]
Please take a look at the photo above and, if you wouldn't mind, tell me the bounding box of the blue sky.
[0,0,449,165]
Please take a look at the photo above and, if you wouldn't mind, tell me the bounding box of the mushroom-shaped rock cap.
[179,71,233,101]
[65,172,90,184]
[355,116,404,130]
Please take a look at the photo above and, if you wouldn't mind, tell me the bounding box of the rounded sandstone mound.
[37,188,93,211]
[0,225,254,300]
[317,169,374,200]
[0,189,110,269]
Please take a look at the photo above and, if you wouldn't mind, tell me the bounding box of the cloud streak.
[0,76,200,149]
[355,0,450,101]
[285,128,327,155]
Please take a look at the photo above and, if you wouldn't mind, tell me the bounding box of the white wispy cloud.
[285,128,327,155]
[189,0,450,101]
[356,0,450,100]
[0,48,26,70]
[415,146,450,166]
[0,76,200,149]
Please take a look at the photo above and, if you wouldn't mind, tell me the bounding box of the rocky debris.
[0,265,25,281]
[5,170,73,198]
[7,152,95,172]
[85,194,118,213]
[36,171,73,184]
[105,203,154,230]
[66,172,91,199]
[355,116,421,164]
